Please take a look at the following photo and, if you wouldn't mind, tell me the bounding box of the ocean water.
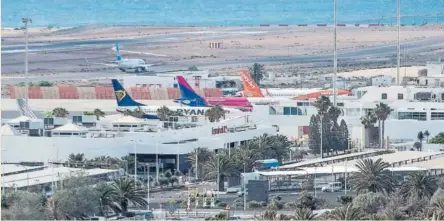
[2,0,444,27]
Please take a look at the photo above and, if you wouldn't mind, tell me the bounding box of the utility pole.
[333,0,338,106]
[22,17,32,104]
[397,0,401,85]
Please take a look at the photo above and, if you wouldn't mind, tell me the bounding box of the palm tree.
[52,107,69,118]
[327,106,342,122]
[374,103,392,148]
[430,198,444,218]
[93,108,105,120]
[205,105,225,122]
[418,131,425,147]
[360,111,377,148]
[45,194,68,220]
[110,177,148,215]
[248,63,265,85]
[328,204,364,220]
[401,172,438,201]
[383,206,405,220]
[68,153,85,167]
[424,130,431,143]
[349,158,394,194]
[96,183,120,216]
[414,142,422,151]
[254,210,277,220]
[293,207,317,220]
[204,150,238,191]
[157,106,171,121]
[313,96,332,115]
[187,147,213,179]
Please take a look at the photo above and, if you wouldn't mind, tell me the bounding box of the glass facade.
[431,112,444,120]
[269,106,307,116]
[398,112,427,121]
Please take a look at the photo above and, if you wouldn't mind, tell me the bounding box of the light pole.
[332,0,338,106]
[314,167,317,197]
[320,114,323,158]
[195,147,199,180]
[22,17,32,104]
[146,165,150,210]
[344,159,348,195]
[155,136,159,182]
[243,163,246,211]
[2,149,7,195]
[217,153,220,198]
[396,0,401,85]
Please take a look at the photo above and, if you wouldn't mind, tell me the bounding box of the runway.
[2,35,443,84]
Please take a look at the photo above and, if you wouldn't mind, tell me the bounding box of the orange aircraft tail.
[240,69,264,97]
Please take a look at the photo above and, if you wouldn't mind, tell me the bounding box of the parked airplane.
[292,89,352,100]
[88,44,160,73]
[111,79,241,119]
[239,69,322,98]
[174,76,253,111]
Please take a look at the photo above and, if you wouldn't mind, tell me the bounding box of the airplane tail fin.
[175,76,208,107]
[116,43,122,61]
[111,79,145,107]
[240,69,264,97]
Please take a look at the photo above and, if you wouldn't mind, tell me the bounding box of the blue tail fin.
[111,79,145,107]
[116,43,122,61]
[175,76,208,107]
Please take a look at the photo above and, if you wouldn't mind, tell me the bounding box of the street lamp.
[216,153,220,199]
[243,163,246,211]
[22,17,32,104]
[130,139,142,187]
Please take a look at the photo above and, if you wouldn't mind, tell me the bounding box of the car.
[237,191,244,197]
[321,182,342,192]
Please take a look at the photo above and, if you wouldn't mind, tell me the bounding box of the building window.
[397,93,404,100]
[381,93,388,100]
[398,112,427,121]
[431,112,444,120]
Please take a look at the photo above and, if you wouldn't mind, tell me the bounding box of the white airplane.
[87,43,164,73]
[111,79,242,119]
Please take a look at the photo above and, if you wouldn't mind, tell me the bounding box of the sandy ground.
[2,25,444,84]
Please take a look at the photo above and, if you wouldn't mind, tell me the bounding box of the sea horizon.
[2,0,444,28]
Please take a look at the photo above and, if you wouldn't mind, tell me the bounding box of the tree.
[418,131,425,147]
[401,172,438,201]
[313,96,332,115]
[339,119,349,151]
[352,192,387,214]
[52,107,69,118]
[51,183,100,219]
[248,63,265,85]
[328,204,365,220]
[413,142,422,151]
[203,150,238,191]
[349,158,394,194]
[37,81,54,87]
[308,115,321,155]
[93,108,106,120]
[430,133,444,144]
[1,191,46,220]
[295,192,324,210]
[68,153,86,167]
[205,105,225,122]
[110,177,148,215]
[374,103,392,148]
[96,183,121,216]
[157,106,172,121]
[187,147,213,179]
[424,130,431,143]
[293,207,317,220]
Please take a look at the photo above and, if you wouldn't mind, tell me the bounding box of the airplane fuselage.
[117,105,242,119]
[118,59,149,73]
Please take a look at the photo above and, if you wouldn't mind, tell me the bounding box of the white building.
[51,123,88,137]
[371,75,394,87]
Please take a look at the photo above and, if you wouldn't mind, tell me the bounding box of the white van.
[321,182,342,192]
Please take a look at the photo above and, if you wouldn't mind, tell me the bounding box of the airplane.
[88,43,161,73]
[239,69,322,98]
[174,76,253,111]
[292,89,352,100]
[111,79,241,120]
[240,69,352,101]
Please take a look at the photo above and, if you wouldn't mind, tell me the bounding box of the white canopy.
[52,123,88,132]
[112,115,145,124]
[0,124,19,136]
[7,116,31,124]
